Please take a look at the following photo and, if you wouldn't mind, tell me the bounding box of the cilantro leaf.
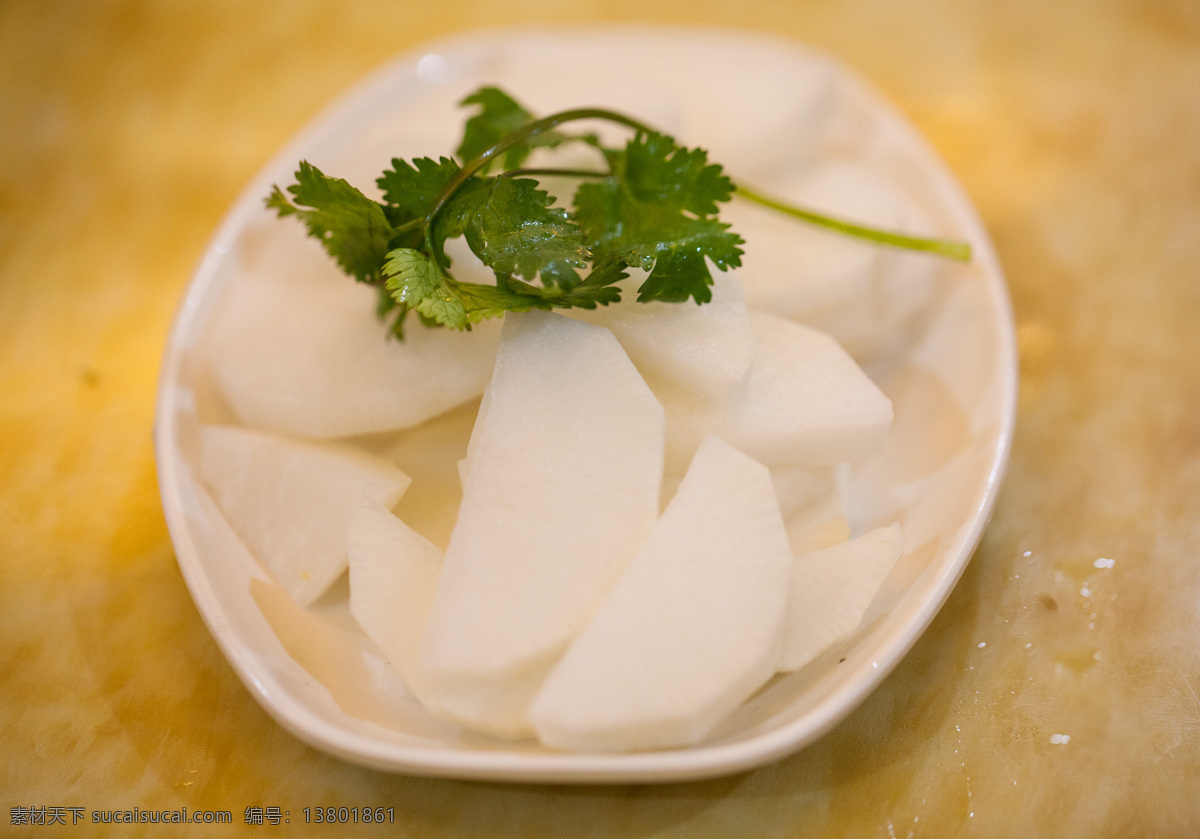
[377,160,589,287]
[270,85,966,342]
[492,257,628,310]
[427,176,491,259]
[376,156,461,223]
[633,224,742,303]
[382,248,467,328]
[456,176,588,286]
[266,160,396,283]
[623,131,735,215]
[455,87,566,172]
[574,132,743,304]
[383,247,550,329]
[383,245,627,331]
[376,156,488,263]
[548,257,628,309]
[449,280,547,323]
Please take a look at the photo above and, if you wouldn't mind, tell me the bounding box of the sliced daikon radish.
[672,50,838,180]
[779,522,904,672]
[418,662,551,741]
[659,473,683,512]
[659,313,893,471]
[571,272,755,399]
[348,503,540,739]
[773,464,852,554]
[771,464,839,519]
[788,511,851,556]
[205,224,501,439]
[381,398,479,551]
[418,310,664,736]
[346,503,441,697]
[725,161,940,359]
[528,435,791,752]
[197,424,410,606]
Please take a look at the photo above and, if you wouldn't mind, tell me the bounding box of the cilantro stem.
[392,217,423,236]
[418,100,971,276]
[425,108,654,233]
[734,184,971,261]
[501,167,609,179]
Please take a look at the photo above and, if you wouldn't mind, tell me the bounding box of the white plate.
[154,26,1016,783]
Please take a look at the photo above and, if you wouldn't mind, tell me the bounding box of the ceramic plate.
[154,26,1016,783]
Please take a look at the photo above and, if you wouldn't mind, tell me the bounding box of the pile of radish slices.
[197,204,916,752]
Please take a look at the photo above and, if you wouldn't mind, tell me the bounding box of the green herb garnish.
[267,86,970,336]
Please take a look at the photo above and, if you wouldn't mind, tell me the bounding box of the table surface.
[3,2,1199,836]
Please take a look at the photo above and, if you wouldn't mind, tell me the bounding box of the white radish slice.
[348,503,544,740]
[778,522,904,672]
[381,398,479,551]
[528,435,791,753]
[417,663,552,741]
[570,272,755,399]
[197,424,410,606]
[659,313,893,472]
[418,310,664,736]
[725,161,940,360]
[773,463,852,554]
[770,464,839,519]
[205,224,501,439]
[787,511,851,556]
[346,503,442,697]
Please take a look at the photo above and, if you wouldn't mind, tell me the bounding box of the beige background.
[3,1,1200,836]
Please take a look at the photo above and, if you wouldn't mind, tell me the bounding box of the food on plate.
[528,434,791,752]
[197,425,409,606]
[569,272,755,400]
[193,84,969,751]
[346,502,442,699]
[725,161,942,359]
[264,86,966,338]
[204,226,501,440]
[654,311,893,474]
[778,523,905,671]
[417,310,664,738]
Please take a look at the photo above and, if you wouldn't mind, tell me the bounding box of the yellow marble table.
[3,1,1199,835]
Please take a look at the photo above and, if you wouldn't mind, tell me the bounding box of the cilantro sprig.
[267,86,969,336]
